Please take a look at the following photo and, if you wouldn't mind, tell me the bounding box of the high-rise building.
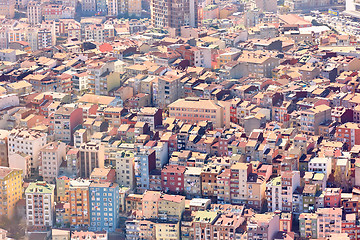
[27,1,42,26]
[89,182,120,232]
[78,142,105,179]
[0,0,15,19]
[25,181,55,229]
[39,142,67,183]
[7,128,47,173]
[0,167,23,218]
[150,0,198,35]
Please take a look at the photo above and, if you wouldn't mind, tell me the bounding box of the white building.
[27,1,42,25]
[40,142,66,183]
[7,128,47,172]
[25,181,55,228]
[308,157,332,178]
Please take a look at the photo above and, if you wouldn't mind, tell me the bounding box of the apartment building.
[230,162,252,204]
[137,107,162,131]
[150,0,198,35]
[161,165,186,194]
[247,213,280,240]
[0,0,15,19]
[300,105,331,135]
[184,167,202,197]
[89,182,120,232]
[40,141,66,183]
[25,181,55,229]
[154,75,183,108]
[299,208,342,239]
[168,98,225,128]
[78,142,105,179]
[68,179,91,228]
[336,122,360,150]
[8,128,47,172]
[134,150,156,193]
[237,51,280,78]
[266,171,301,212]
[87,60,119,95]
[115,150,135,190]
[53,106,83,144]
[201,164,222,199]
[0,167,22,218]
[27,1,42,25]
[0,130,9,167]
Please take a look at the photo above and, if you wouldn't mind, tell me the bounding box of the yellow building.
[68,179,91,227]
[158,194,185,221]
[0,167,22,218]
[155,221,180,240]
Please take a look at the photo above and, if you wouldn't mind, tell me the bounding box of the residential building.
[150,0,198,35]
[115,150,135,190]
[7,128,47,172]
[0,167,22,218]
[53,106,83,144]
[168,98,225,128]
[25,181,55,229]
[40,141,66,183]
[78,142,105,179]
[89,182,120,232]
[247,213,280,240]
[300,105,331,135]
[161,165,186,194]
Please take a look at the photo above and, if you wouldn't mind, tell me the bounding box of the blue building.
[89,182,120,232]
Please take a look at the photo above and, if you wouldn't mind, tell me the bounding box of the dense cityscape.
[1,0,360,239]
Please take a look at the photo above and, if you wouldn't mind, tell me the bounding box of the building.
[168,98,225,128]
[150,0,198,35]
[78,142,105,179]
[299,213,318,239]
[25,181,55,230]
[0,0,15,19]
[336,122,360,150]
[27,1,42,25]
[154,75,183,108]
[7,128,47,172]
[53,106,83,144]
[90,168,116,183]
[308,157,332,178]
[300,105,331,135]
[184,167,202,197]
[0,130,9,167]
[67,179,91,228]
[137,108,163,131]
[300,208,342,239]
[0,167,22,218]
[40,141,66,183]
[89,182,120,232]
[134,150,156,193]
[255,0,277,12]
[161,165,186,194]
[115,150,135,190]
[266,171,301,212]
[247,213,280,240]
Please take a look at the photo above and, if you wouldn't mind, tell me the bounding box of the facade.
[161,165,186,194]
[247,213,280,240]
[25,181,55,229]
[7,128,47,172]
[0,167,22,218]
[168,98,225,128]
[67,179,91,228]
[40,141,67,183]
[300,105,331,135]
[89,182,120,232]
[27,1,42,25]
[78,142,105,179]
[53,106,83,144]
[115,150,135,190]
[150,0,198,34]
